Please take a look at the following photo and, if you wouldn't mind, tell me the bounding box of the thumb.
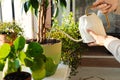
[87,29,97,39]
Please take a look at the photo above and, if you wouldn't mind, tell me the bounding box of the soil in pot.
[3,71,31,80]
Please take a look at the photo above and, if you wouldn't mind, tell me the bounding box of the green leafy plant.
[49,12,87,76]
[24,0,67,43]
[0,22,23,43]
[0,36,58,80]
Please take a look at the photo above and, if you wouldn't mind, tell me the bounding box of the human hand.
[93,0,119,13]
[87,30,107,46]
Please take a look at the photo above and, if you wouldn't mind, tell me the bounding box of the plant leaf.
[30,0,39,11]
[32,65,46,80]
[0,43,10,59]
[13,36,25,51]
[26,42,43,58]
[59,0,67,8]
[24,57,33,67]
[19,51,26,65]
[0,60,4,71]
[30,57,46,80]
[3,58,20,75]
[24,1,31,13]
[35,9,38,16]
[45,57,58,76]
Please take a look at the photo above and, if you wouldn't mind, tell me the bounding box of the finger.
[98,5,111,14]
[97,4,108,10]
[93,0,104,7]
[100,5,111,14]
[100,10,108,14]
[87,30,97,39]
[103,4,111,10]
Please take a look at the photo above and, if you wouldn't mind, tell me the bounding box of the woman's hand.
[87,30,108,46]
[93,0,119,13]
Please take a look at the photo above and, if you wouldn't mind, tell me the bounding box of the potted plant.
[49,12,87,77]
[0,36,58,80]
[24,0,66,43]
[23,0,67,69]
[0,22,23,46]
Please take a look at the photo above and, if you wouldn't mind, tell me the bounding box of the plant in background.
[49,12,87,76]
[0,36,58,80]
[0,22,23,44]
[24,0,66,43]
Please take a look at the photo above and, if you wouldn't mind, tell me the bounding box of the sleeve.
[114,0,120,14]
[104,36,120,63]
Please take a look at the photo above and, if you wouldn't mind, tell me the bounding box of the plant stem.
[38,0,47,43]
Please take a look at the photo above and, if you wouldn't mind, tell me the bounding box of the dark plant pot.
[3,71,31,80]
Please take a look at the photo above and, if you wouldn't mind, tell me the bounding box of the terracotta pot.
[3,72,31,80]
[0,34,6,46]
[0,34,14,46]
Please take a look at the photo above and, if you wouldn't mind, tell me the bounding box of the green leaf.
[45,57,58,76]
[24,54,46,68]
[19,51,26,65]
[0,43,10,59]
[14,58,20,70]
[26,42,43,58]
[35,9,38,16]
[24,1,31,13]
[25,42,47,80]
[13,36,25,51]
[30,58,46,80]
[0,60,4,71]
[30,0,39,11]
[59,0,67,8]
[32,66,46,80]
[24,57,33,67]
[3,58,20,75]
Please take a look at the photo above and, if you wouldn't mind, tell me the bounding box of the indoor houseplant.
[23,0,67,71]
[24,0,67,43]
[49,12,87,77]
[0,22,23,46]
[0,36,57,80]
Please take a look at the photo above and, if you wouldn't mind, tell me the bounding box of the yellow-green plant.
[48,12,87,76]
[0,22,23,42]
[0,36,58,80]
